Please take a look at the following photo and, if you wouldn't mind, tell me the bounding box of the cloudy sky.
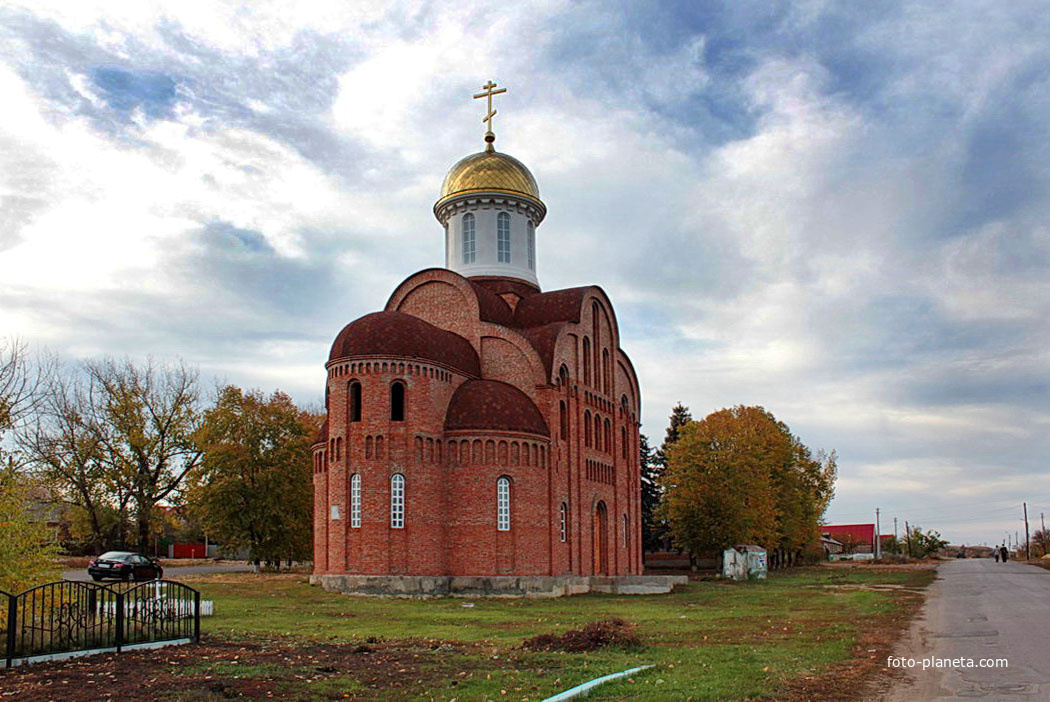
[2,1,1048,545]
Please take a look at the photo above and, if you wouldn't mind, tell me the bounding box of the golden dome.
[437,148,542,208]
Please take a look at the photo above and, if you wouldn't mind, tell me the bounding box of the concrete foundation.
[309,574,688,598]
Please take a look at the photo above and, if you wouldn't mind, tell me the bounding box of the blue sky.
[1,1,1048,545]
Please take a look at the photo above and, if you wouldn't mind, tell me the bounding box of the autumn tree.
[1032,528,1050,558]
[0,466,61,592]
[661,405,835,564]
[905,525,948,558]
[84,358,204,550]
[18,362,130,552]
[186,386,317,566]
[0,339,59,591]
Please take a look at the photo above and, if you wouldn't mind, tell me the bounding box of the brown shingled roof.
[329,311,480,376]
[512,286,591,328]
[468,281,514,326]
[518,322,565,378]
[445,379,549,436]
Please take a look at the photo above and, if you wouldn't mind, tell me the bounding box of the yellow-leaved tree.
[0,338,59,594]
[186,386,319,568]
[661,405,835,566]
[0,465,60,593]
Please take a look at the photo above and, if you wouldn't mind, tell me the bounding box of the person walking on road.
[994,546,1000,562]
[1000,544,1009,562]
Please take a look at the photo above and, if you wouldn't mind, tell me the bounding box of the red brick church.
[310,85,662,595]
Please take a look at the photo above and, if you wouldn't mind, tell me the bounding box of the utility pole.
[1041,512,1045,533]
[905,520,912,558]
[875,508,881,560]
[1024,502,1030,561]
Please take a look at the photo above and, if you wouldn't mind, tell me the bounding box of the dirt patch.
[0,636,493,701]
[809,584,927,593]
[175,572,310,584]
[521,618,642,652]
[780,576,931,701]
[819,561,941,571]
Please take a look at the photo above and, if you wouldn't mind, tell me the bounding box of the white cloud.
[1,1,1048,547]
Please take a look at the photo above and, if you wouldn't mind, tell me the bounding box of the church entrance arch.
[592,501,608,575]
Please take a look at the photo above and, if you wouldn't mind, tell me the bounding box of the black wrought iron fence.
[2,580,200,668]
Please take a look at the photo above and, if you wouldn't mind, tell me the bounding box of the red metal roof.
[822,524,876,545]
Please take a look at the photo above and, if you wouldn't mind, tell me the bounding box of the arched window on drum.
[496,477,511,531]
[390,474,405,528]
[497,212,511,263]
[462,213,476,264]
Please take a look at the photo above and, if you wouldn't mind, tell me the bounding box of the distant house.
[821,524,893,554]
[820,535,845,555]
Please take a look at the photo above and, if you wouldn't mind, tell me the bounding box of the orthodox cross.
[473,80,506,146]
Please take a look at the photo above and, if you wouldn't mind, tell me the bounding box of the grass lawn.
[2,565,935,701]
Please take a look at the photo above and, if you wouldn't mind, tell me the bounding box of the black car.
[87,552,164,582]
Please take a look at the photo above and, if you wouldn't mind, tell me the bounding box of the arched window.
[582,338,591,386]
[527,221,535,270]
[390,474,405,528]
[462,213,476,264]
[390,381,405,421]
[595,414,602,451]
[497,212,511,263]
[350,474,361,528]
[604,418,612,453]
[348,381,361,422]
[559,364,570,387]
[559,502,568,542]
[559,400,568,441]
[621,426,627,459]
[584,410,592,447]
[496,477,511,531]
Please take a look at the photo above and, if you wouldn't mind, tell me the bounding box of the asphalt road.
[62,562,254,581]
[881,558,1050,700]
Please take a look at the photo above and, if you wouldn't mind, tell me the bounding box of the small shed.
[722,544,768,581]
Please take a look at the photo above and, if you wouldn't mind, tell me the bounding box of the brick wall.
[314,269,642,577]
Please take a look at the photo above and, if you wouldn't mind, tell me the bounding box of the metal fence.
[2,580,200,668]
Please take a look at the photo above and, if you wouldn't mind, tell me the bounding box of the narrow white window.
[496,476,511,531]
[497,212,511,263]
[462,213,476,264]
[350,474,361,528]
[390,473,405,529]
[330,505,341,521]
[527,221,535,270]
[559,502,568,542]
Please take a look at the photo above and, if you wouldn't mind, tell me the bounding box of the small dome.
[329,311,480,377]
[445,379,549,436]
[437,149,541,208]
